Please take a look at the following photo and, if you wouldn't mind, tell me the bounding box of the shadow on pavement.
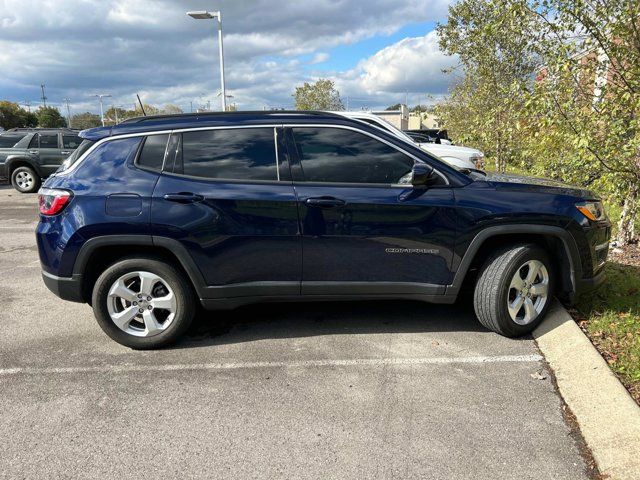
[175,299,496,349]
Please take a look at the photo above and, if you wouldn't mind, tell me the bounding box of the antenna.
[136,94,146,116]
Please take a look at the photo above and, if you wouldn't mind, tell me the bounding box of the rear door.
[151,125,301,300]
[34,132,64,175]
[286,125,457,297]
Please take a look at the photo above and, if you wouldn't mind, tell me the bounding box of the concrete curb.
[533,302,640,480]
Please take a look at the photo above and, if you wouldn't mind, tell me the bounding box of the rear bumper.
[41,270,84,303]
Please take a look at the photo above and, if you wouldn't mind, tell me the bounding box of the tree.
[293,79,344,110]
[161,104,183,115]
[385,103,402,111]
[70,112,101,130]
[0,101,34,130]
[436,0,538,172]
[436,0,640,243]
[36,106,67,128]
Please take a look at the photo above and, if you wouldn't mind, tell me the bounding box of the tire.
[91,257,196,349]
[11,166,41,193]
[473,244,554,337]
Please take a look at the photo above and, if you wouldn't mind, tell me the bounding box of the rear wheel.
[11,166,41,193]
[473,244,553,337]
[92,257,195,349]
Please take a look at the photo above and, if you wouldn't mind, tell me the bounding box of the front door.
[151,126,301,299]
[286,126,457,297]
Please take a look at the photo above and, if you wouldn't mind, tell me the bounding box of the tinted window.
[39,133,59,149]
[28,135,39,149]
[0,133,26,148]
[137,134,169,172]
[180,128,277,181]
[62,135,82,149]
[291,127,414,184]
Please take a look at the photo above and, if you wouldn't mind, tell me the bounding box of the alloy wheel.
[15,171,34,191]
[507,259,549,325]
[106,271,177,337]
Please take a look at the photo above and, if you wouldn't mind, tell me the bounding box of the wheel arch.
[6,156,41,177]
[74,235,206,304]
[448,225,580,303]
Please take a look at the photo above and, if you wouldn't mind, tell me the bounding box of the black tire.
[11,166,41,193]
[473,244,554,337]
[91,257,195,349]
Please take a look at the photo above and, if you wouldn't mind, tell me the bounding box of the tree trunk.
[616,181,639,245]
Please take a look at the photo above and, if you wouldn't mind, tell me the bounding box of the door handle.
[28,150,38,154]
[305,197,346,208]
[60,151,71,155]
[163,192,205,204]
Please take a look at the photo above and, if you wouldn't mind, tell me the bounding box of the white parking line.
[0,354,543,376]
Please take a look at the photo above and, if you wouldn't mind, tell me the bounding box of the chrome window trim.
[273,127,280,182]
[59,123,449,186]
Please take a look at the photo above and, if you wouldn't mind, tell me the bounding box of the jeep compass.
[36,112,610,349]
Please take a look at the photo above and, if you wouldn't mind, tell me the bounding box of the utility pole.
[23,101,32,113]
[40,84,47,107]
[63,98,72,128]
[190,101,193,113]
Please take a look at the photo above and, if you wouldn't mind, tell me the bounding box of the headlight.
[575,201,607,221]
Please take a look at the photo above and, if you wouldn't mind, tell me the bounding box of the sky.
[0,0,458,115]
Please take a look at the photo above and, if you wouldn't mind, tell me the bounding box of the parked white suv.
[333,111,484,170]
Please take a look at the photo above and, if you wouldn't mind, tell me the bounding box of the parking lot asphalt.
[0,184,592,479]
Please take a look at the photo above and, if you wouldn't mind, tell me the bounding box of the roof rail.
[118,110,346,125]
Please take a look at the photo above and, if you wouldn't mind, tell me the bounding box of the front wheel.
[11,166,41,193]
[92,257,195,349]
[473,244,554,337]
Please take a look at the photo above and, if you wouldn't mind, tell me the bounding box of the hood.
[418,143,483,158]
[483,172,597,199]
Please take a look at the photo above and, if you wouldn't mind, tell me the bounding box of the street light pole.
[187,10,228,111]
[63,98,72,128]
[92,94,112,126]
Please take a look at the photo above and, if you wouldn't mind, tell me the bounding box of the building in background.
[408,111,441,130]
[370,104,409,130]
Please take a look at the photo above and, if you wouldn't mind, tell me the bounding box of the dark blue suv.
[36,112,610,349]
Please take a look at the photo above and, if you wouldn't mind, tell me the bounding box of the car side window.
[62,135,82,149]
[179,128,277,181]
[39,133,59,149]
[291,127,414,184]
[137,134,169,172]
[28,134,39,149]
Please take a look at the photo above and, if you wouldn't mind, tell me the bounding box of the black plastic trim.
[446,224,581,296]
[41,270,84,303]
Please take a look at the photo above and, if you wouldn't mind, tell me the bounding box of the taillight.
[38,188,72,215]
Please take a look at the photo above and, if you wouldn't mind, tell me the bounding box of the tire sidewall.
[494,246,554,337]
[92,258,195,349]
[11,166,41,193]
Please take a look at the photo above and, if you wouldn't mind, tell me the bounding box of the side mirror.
[411,163,436,187]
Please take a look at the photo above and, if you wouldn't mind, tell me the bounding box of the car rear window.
[179,128,277,181]
[0,133,27,148]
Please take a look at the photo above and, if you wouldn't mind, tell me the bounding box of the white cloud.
[0,0,456,111]
[310,53,330,65]
[337,31,457,97]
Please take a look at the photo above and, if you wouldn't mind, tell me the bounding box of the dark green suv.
[0,128,82,193]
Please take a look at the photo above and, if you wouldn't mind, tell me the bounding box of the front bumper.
[42,270,84,303]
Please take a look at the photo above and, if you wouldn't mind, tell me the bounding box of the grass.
[571,257,640,404]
